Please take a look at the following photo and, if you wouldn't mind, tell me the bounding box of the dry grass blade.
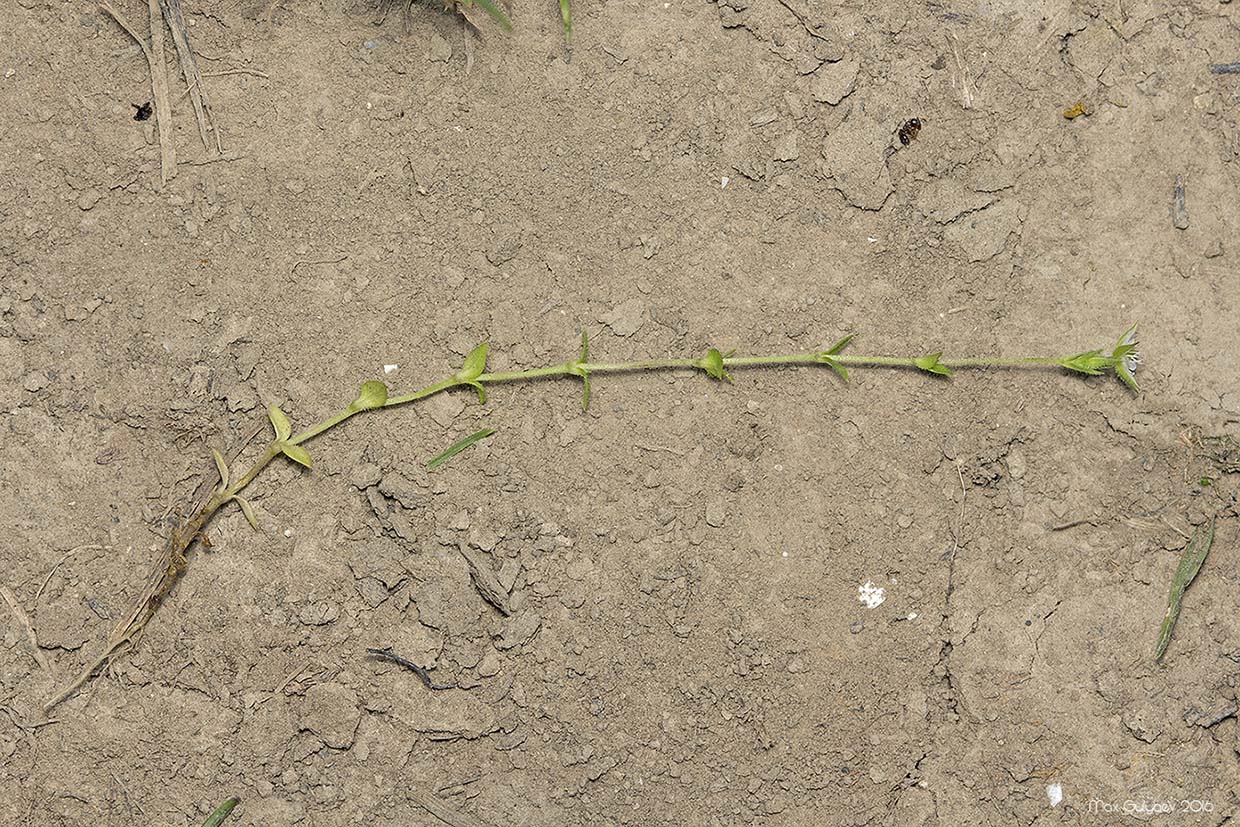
[410,790,499,827]
[456,543,510,615]
[1154,516,1216,661]
[1,586,50,670]
[99,1,177,182]
[159,0,219,152]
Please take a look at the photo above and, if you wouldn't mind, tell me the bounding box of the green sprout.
[43,324,1141,711]
[427,427,496,470]
[559,0,572,42]
[202,797,240,827]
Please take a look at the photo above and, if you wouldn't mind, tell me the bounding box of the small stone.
[1007,449,1027,480]
[486,235,522,266]
[76,189,102,211]
[22,371,49,392]
[849,621,864,634]
[599,298,646,337]
[477,648,501,677]
[350,462,381,489]
[704,500,726,528]
[428,34,452,62]
[300,683,360,749]
[297,600,338,626]
[497,612,542,650]
[768,132,798,161]
[810,55,860,105]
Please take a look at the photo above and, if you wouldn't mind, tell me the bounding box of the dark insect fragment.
[897,117,922,146]
[132,102,152,121]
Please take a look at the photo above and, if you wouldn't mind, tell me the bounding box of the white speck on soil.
[858,581,885,608]
[383,363,398,374]
[1046,782,1063,807]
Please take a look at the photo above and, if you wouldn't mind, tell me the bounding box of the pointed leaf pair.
[267,402,312,468]
[1059,349,1113,376]
[569,329,592,410]
[914,352,953,377]
[816,333,855,381]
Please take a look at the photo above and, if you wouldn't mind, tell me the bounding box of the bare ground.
[1,0,1239,824]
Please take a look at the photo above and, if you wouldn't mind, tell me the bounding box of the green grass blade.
[472,0,513,31]
[1154,517,1216,661]
[427,428,496,470]
[559,0,572,42]
[202,798,240,827]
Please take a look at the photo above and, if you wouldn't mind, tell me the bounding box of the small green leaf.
[202,797,241,827]
[210,447,230,488]
[820,357,849,382]
[700,347,733,382]
[1155,517,1215,661]
[231,496,259,530]
[580,328,589,362]
[914,352,953,376]
[280,442,313,469]
[427,427,496,470]
[457,342,489,383]
[825,333,854,356]
[466,381,487,405]
[268,404,292,441]
[349,380,388,412]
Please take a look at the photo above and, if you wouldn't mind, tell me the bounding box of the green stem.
[384,376,459,406]
[479,364,576,382]
[215,351,1070,502]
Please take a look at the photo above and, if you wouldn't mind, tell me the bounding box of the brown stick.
[1,586,50,670]
[43,421,265,713]
[100,1,177,183]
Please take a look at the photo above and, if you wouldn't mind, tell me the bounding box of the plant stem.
[384,376,459,407]
[42,336,1109,712]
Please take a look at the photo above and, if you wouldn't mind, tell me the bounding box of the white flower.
[858,581,885,608]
